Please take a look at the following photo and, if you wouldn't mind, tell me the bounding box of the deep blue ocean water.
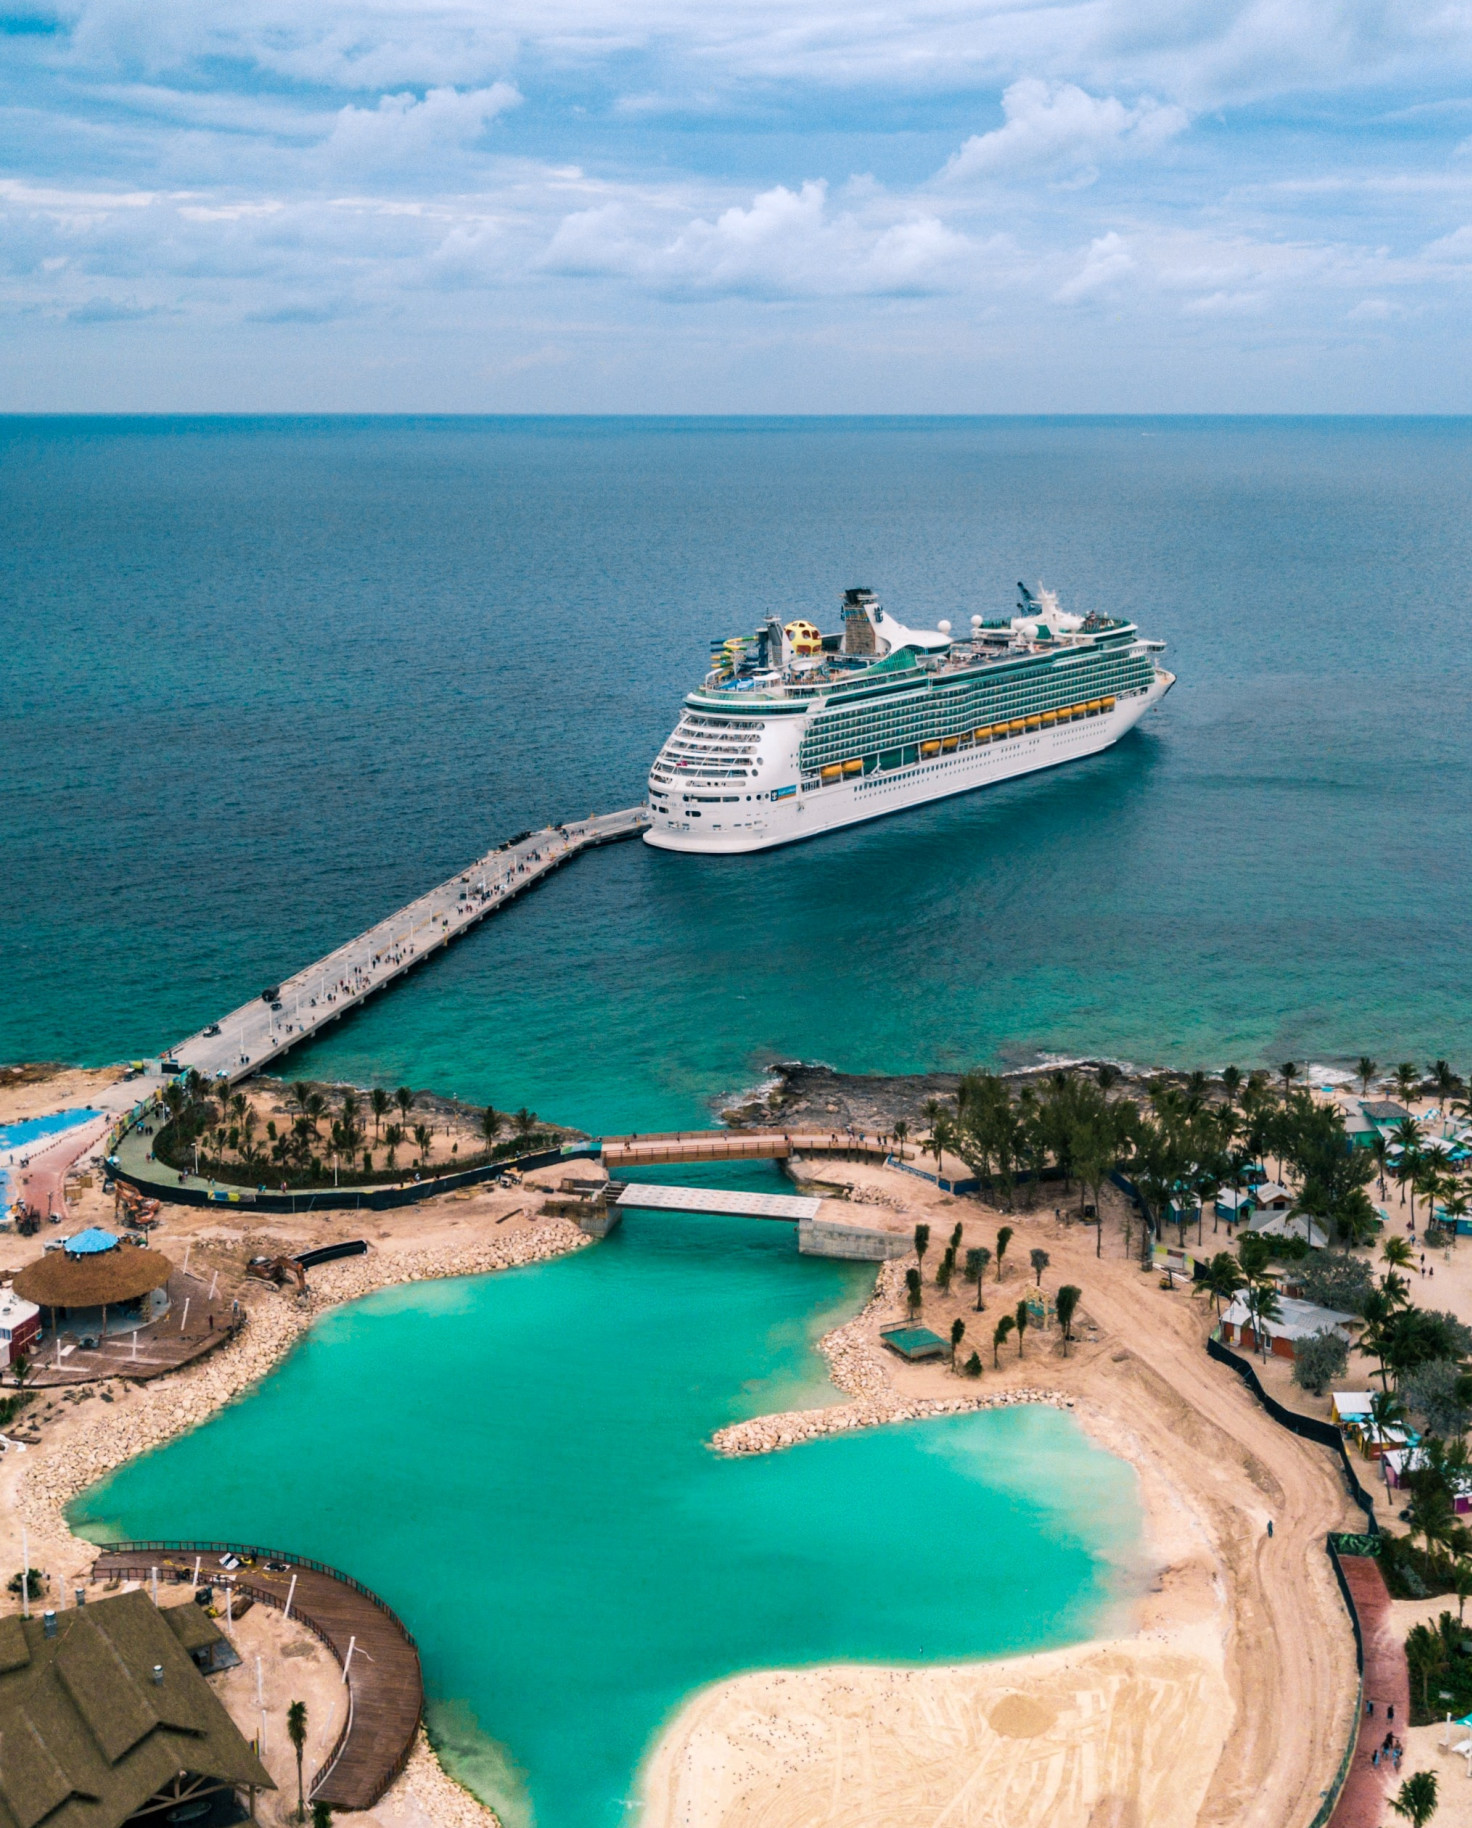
[6,416,1471,1130]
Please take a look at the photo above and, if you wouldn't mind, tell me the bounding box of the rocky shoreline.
[711,1258,1072,1457]
[18,1220,592,1828]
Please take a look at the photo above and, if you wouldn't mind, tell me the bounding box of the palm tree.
[395,1085,415,1125]
[1279,1062,1298,1097]
[383,1124,402,1170]
[949,1317,965,1369]
[514,1106,537,1139]
[1243,1282,1282,1360]
[290,1081,315,1118]
[905,1267,922,1317]
[1357,1056,1378,1096]
[370,1088,389,1138]
[1030,1247,1049,1286]
[312,1804,333,1828]
[1371,1134,1392,1199]
[1096,1063,1120,1092]
[992,1314,1015,1366]
[1219,1065,1242,1105]
[1395,1062,1421,1106]
[891,1119,909,1160]
[995,1225,1013,1280]
[481,1106,503,1153]
[1455,1557,1472,1625]
[935,1251,953,1293]
[1014,1299,1029,1358]
[412,1122,432,1165]
[1390,1770,1436,1828]
[967,1246,990,1310]
[1203,1252,1245,1317]
[1383,1234,1415,1270]
[1431,1060,1461,1110]
[1055,1284,1081,1351]
[913,1223,930,1270]
[287,1700,307,1821]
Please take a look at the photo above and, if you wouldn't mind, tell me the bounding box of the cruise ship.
[644,585,1174,853]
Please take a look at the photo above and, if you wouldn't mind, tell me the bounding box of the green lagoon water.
[72,1187,1142,1828]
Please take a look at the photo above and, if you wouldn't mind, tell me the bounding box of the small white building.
[1246,1209,1330,1249]
[0,1288,40,1368]
[1252,1182,1294,1215]
[1220,1292,1355,1360]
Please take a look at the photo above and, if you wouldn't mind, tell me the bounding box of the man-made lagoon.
[73,1186,1142,1828]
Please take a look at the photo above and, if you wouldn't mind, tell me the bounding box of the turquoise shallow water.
[71,1190,1142,1828]
[6,417,1472,1126]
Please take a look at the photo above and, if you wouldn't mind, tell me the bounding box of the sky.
[5,0,1472,410]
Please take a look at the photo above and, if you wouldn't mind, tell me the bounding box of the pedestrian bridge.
[600,1129,893,1170]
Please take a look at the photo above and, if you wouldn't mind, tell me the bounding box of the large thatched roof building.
[0,1588,272,1828]
[13,1231,172,1332]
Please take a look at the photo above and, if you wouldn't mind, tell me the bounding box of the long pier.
[601,1129,894,1169]
[170,807,648,1084]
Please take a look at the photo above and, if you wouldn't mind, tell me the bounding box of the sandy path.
[642,1178,1361,1828]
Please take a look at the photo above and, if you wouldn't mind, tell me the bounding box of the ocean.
[5,415,1471,1130]
[71,1195,1142,1828]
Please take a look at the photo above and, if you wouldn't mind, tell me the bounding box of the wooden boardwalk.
[90,1540,423,1811]
[26,1270,240,1388]
[169,806,648,1085]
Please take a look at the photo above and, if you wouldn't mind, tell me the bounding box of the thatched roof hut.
[14,1242,173,1310]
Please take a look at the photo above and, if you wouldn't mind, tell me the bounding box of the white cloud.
[1054,230,1135,300]
[325,84,520,166]
[542,179,972,297]
[944,80,1189,184]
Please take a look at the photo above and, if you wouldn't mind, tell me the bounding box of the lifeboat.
[1040,713,1057,727]
[920,740,941,757]
[1101,695,1116,711]
[974,726,993,742]
[820,764,842,783]
[941,735,958,752]
[1025,714,1043,730]
[842,758,864,776]
[1009,718,1028,733]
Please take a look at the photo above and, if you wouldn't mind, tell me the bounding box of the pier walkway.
[170,807,647,1085]
[615,1183,822,1221]
[90,1539,423,1813]
[602,1129,894,1169]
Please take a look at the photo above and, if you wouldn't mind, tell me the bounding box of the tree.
[1431,1061,1461,1110]
[995,1225,1014,1280]
[1220,1065,1242,1104]
[1202,1252,1245,1316]
[1243,1282,1282,1360]
[1014,1298,1030,1359]
[967,1246,990,1310]
[935,1252,953,1294]
[1297,1250,1373,1316]
[1384,1309,1472,1382]
[1390,1768,1438,1825]
[992,1315,1015,1367]
[1395,1062,1422,1106]
[964,1351,983,1378]
[1293,1329,1349,1396]
[913,1223,930,1269]
[395,1085,415,1124]
[412,1122,432,1165]
[1055,1284,1081,1351]
[950,1317,965,1369]
[892,1119,909,1160]
[370,1087,389,1138]
[11,1353,30,1393]
[1455,1559,1472,1626]
[949,1221,964,1255]
[1029,1247,1050,1286]
[1383,1234,1416,1270]
[1279,1062,1298,1096]
[905,1268,922,1317]
[1096,1063,1120,1092]
[1403,1360,1472,1439]
[480,1105,503,1151]
[287,1700,307,1822]
[1357,1057,1378,1096]
[312,1804,333,1828]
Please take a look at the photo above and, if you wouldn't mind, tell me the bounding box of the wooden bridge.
[90,1540,423,1812]
[168,807,648,1086]
[601,1129,896,1169]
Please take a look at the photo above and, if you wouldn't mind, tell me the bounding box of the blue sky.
[4,0,1472,409]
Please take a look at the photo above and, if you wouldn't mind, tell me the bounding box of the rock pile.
[711,1256,1073,1457]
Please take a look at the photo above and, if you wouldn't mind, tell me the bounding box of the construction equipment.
[245,1255,308,1293]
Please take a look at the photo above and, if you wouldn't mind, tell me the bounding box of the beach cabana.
[1251,1182,1293,1216]
[1383,1447,1472,1510]
[14,1228,172,1340]
[1331,1391,1374,1429]
[1220,1292,1354,1360]
[1246,1209,1330,1249]
[1214,1188,1255,1225]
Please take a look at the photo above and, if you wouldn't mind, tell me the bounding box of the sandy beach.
[0,1073,1366,1828]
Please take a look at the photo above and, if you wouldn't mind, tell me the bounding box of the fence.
[1204,1333,1380,1532]
[113,1142,596,1215]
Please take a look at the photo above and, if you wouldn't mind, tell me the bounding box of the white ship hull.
[645,671,1173,855]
